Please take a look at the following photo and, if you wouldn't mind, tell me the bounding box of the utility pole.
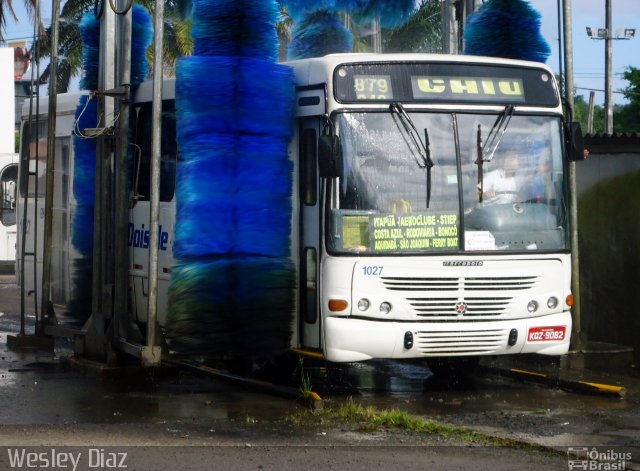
[604,0,613,134]
[563,0,585,352]
[586,0,635,134]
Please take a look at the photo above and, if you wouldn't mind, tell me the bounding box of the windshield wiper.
[476,105,514,203]
[482,104,514,161]
[389,102,434,207]
[476,124,484,203]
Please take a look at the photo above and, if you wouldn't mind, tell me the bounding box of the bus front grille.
[414,329,507,355]
[381,276,538,292]
[379,275,538,320]
[408,297,512,318]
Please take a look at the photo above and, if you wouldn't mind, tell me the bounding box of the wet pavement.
[1,273,639,469]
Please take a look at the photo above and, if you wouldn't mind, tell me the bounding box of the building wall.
[0,48,15,154]
[577,140,640,359]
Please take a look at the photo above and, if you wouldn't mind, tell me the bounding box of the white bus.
[18,54,583,362]
[0,153,18,267]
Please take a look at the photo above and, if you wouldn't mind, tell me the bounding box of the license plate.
[527,326,566,342]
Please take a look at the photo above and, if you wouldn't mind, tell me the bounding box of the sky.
[1,0,639,105]
[528,0,640,105]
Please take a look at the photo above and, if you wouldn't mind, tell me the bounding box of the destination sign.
[354,74,393,100]
[369,212,459,252]
[411,76,525,102]
[334,62,558,106]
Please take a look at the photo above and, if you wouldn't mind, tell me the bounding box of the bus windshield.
[327,110,568,254]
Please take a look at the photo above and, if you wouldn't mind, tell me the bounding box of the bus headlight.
[547,296,559,309]
[527,300,539,313]
[379,302,392,314]
[357,298,370,311]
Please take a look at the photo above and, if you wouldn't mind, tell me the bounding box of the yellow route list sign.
[370,212,459,251]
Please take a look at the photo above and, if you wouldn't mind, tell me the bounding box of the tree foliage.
[382,0,441,53]
[35,0,194,93]
[615,66,640,133]
[0,0,40,41]
[573,94,605,135]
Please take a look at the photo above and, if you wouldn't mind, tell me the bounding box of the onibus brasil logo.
[567,447,632,470]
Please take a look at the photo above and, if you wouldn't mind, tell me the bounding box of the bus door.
[17,118,47,297]
[129,102,177,326]
[296,87,325,350]
[0,158,18,262]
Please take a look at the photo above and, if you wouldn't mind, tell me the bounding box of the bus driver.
[480,149,520,204]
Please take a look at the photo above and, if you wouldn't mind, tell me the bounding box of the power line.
[575,86,639,97]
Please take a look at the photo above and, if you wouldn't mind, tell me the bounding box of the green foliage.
[298,357,313,398]
[616,66,640,133]
[572,95,640,134]
[277,5,293,62]
[137,0,194,76]
[288,397,560,453]
[325,1,441,54]
[621,66,640,105]
[34,0,194,92]
[573,94,605,135]
[0,0,38,42]
[382,0,442,53]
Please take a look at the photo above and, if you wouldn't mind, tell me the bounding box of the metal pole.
[587,91,596,134]
[79,0,116,359]
[563,0,584,352]
[114,3,132,342]
[94,4,116,321]
[145,0,165,365]
[557,0,564,97]
[604,0,613,134]
[19,0,42,336]
[372,17,382,53]
[39,0,61,329]
[461,0,479,52]
[442,0,457,54]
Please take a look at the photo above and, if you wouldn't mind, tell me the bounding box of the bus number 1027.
[362,265,384,276]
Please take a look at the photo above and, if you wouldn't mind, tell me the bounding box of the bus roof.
[21,91,88,119]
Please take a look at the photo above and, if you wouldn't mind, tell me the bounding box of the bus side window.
[301,128,317,206]
[134,103,177,202]
[0,164,18,226]
[304,247,317,323]
[19,120,47,198]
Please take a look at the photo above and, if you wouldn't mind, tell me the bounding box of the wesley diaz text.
[7,448,127,469]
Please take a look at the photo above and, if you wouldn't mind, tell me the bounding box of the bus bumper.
[323,312,572,362]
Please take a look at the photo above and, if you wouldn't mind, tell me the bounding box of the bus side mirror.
[318,134,342,178]
[565,122,585,161]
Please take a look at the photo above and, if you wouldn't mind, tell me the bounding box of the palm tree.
[351,0,442,53]
[279,0,442,56]
[36,0,194,93]
[276,4,292,62]
[36,0,92,93]
[136,0,193,75]
[383,0,442,53]
[0,0,39,42]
